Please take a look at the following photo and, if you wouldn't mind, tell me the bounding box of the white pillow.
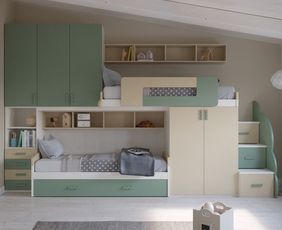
[38,135,64,159]
[102,66,121,86]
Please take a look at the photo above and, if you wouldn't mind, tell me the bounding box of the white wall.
[0,0,13,191]
[12,2,282,180]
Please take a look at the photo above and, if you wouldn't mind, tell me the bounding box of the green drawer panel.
[5,159,31,169]
[34,179,168,197]
[143,77,218,107]
[239,147,266,169]
[5,180,31,190]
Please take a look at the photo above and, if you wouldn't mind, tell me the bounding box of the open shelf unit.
[105,44,226,63]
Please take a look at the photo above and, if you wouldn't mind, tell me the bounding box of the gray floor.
[0,192,281,230]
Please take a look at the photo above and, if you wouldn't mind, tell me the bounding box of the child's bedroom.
[0,0,281,229]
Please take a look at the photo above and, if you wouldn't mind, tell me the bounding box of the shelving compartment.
[166,45,196,62]
[43,112,72,128]
[73,112,103,128]
[6,108,36,128]
[135,45,165,62]
[135,111,165,128]
[104,112,134,128]
[196,45,226,62]
[105,44,134,62]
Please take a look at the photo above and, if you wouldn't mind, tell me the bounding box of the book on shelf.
[127,46,133,61]
[16,130,36,148]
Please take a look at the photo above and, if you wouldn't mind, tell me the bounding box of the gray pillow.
[38,135,64,159]
[103,66,121,86]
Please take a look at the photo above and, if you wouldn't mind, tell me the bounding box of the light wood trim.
[5,148,37,159]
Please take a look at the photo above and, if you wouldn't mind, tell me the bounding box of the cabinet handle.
[244,156,255,161]
[15,152,26,156]
[32,93,37,105]
[251,183,263,188]
[204,110,208,120]
[15,173,27,177]
[198,110,203,120]
[70,93,75,105]
[65,93,69,105]
[120,185,132,191]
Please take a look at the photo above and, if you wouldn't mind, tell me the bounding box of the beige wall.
[13,2,282,180]
[0,0,13,190]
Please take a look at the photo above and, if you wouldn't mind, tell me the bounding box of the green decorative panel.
[5,24,37,106]
[70,24,102,106]
[5,159,31,169]
[143,77,218,107]
[5,180,31,190]
[239,147,266,169]
[34,179,168,197]
[38,25,70,106]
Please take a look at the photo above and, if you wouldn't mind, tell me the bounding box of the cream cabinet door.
[169,107,204,195]
[204,106,238,195]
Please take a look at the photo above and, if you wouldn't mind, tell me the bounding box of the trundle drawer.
[239,122,259,144]
[5,148,37,159]
[5,170,31,180]
[5,180,31,190]
[238,170,274,197]
[5,159,31,169]
[239,147,266,169]
[34,179,168,197]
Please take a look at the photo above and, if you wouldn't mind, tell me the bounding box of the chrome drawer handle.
[120,185,132,191]
[239,132,250,135]
[251,183,263,188]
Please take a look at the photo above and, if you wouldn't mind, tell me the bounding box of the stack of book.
[17,130,36,148]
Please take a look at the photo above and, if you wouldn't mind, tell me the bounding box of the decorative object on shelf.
[10,132,17,147]
[136,120,155,128]
[25,115,36,127]
[136,52,146,61]
[146,50,154,61]
[199,48,214,61]
[50,117,58,127]
[271,69,282,89]
[121,48,127,61]
[62,113,72,128]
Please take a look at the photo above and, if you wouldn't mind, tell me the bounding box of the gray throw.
[120,148,155,176]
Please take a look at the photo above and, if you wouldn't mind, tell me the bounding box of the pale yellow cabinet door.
[204,107,238,195]
[169,107,204,195]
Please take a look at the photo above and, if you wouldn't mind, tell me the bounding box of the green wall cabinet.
[5,24,103,107]
[5,25,37,106]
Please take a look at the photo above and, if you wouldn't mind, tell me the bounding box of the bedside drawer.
[5,170,31,180]
[5,180,31,190]
[238,170,274,197]
[239,147,266,169]
[5,159,31,169]
[239,122,259,144]
[5,148,37,159]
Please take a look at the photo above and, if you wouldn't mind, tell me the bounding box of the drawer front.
[5,159,31,169]
[34,179,168,197]
[5,148,37,159]
[5,180,31,190]
[238,174,273,197]
[239,148,266,169]
[239,123,259,144]
[5,170,31,180]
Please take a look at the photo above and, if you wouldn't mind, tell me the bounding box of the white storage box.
[239,122,259,144]
[77,113,90,120]
[193,202,233,230]
[77,120,91,128]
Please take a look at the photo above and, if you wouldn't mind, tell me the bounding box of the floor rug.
[33,221,193,230]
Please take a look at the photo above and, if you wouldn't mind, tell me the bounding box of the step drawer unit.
[239,145,267,169]
[5,148,39,191]
[238,169,274,197]
[239,122,259,144]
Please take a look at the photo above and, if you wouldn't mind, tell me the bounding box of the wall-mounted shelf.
[105,44,226,63]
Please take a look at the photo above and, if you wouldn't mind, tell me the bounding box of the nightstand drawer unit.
[238,169,274,197]
[5,148,39,191]
[239,146,266,169]
[239,122,259,144]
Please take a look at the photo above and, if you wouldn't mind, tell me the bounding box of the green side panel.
[38,25,70,106]
[143,77,218,107]
[5,24,37,106]
[239,147,266,169]
[5,180,31,190]
[253,101,279,197]
[70,24,102,106]
[5,159,31,169]
[34,179,168,197]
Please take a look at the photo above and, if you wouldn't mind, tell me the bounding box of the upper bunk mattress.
[34,153,167,172]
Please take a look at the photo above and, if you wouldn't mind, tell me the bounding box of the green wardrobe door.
[70,25,102,106]
[5,24,37,106]
[38,25,70,106]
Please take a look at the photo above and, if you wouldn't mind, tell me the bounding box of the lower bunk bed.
[32,152,168,197]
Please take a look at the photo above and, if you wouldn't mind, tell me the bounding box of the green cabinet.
[70,25,102,106]
[5,25,37,106]
[38,25,70,106]
[5,24,103,107]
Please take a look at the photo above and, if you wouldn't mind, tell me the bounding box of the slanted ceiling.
[15,0,282,43]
